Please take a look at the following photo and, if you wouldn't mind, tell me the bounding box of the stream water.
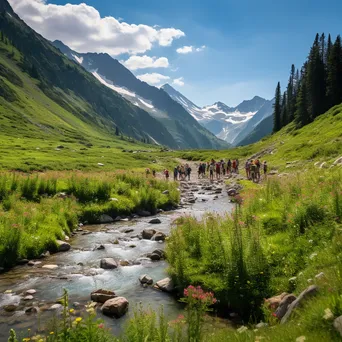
[0,179,233,341]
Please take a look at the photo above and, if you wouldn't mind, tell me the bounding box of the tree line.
[273,33,342,132]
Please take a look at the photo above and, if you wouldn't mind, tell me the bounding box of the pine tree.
[295,77,309,127]
[306,33,326,121]
[115,126,120,136]
[281,91,287,127]
[326,35,342,108]
[273,82,282,133]
[0,31,3,42]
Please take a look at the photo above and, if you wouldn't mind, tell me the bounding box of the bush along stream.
[0,171,234,341]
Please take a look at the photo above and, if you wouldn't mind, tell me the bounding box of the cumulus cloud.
[137,73,170,85]
[173,77,185,86]
[176,46,193,54]
[123,55,169,70]
[8,0,185,55]
[176,45,206,54]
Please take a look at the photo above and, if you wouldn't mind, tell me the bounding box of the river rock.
[152,249,165,259]
[149,218,161,224]
[227,188,237,196]
[151,232,166,241]
[17,259,29,265]
[56,240,71,252]
[154,277,175,293]
[274,294,297,319]
[150,253,161,261]
[25,307,38,314]
[138,211,152,217]
[100,258,118,269]
[49,304,63,311]
[139,274,153,285]
[40,251,50,258]
[281,285,318,324]
[101,297,129,318]
[4,304,17,312]
[119,260,130,266]
[142,229,156,239]
[334,316,342,337]
[28,261,42,267]
[91,289,116,303]
[99,214,114,224]
[123,228,134,233]
[96,245,105,250]
[23,295,34,301]
[42,264,59,270]
[25,289,36,295]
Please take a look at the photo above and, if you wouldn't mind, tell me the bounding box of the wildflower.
[323,308,334,320]
[23,338,30,342]
[237,326,248,333]
[260,272,264,275]
[49,332,54,335]
[75,317,82,323]
[295,336,306,342]
[98,323,104,329]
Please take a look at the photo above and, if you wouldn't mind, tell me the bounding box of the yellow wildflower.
[75,317,82,323]
[69,309,75,314]
[49,332,54,335]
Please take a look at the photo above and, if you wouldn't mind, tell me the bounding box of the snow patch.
[72,54,83,65]
[92,71,136,97]
[139,98,154,109]
[148,135,160,145]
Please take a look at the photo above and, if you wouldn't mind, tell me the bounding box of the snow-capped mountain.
[162,84,274,146]
[52,40,229,150]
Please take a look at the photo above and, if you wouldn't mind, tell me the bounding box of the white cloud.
[123,55,169,70]
[176,46,193,54]
[137,73,170,85]
[173,77,185,86]
[8,0,185,56]
[176,45,206,54]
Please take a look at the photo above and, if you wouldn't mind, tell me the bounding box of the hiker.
[152,169,156,178]
[245,160,250,179]
[202,163,206,177]
[250,160,257,183]
[164,169,170,181]
[263,161,268,179]
[209,161,214,181]
[180,165,185,181]
[174,166,178,181]
[232,159,237,173]
[221,160,226,176]
[255,159,261,182]
[187,165,192,181]
[215,162,221,180]
[227,159,232,174]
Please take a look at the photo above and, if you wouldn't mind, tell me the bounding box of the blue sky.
[11,0,342,106]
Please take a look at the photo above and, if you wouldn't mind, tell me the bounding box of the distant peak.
[161,83,174,90]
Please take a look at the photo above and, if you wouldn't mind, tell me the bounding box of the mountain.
[237,115,273,146]
[162,84,274,146]
[52,40,229,150]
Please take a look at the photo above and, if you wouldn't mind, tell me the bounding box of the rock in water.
[91,289,116,303]
[149,218,161,224]
[281,285,318,324]
[150,253,161,261]
[139,274,153,285]
[99,214,114,223]
[56,240,71,252]
[142,229,156,240]
[25,289,37,295]
[101,297,129,318]
[151,232,166,241]
[100,258,118,269]
[154,277,175,293]
[4,305,17,312]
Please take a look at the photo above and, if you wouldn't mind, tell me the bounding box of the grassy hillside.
[175,102,342,170]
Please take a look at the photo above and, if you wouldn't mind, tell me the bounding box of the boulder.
[101,297,129,318]
[100,258,118,269]
[274,294,297,319]
[99,214,114,223]
[25,307,38,314]
[25,289,37,295]
[149,218,161,224]
[56,240,71,252]
[24,295,34,301]
[4,304,17,312]
[142,229,156,240]
[154,277,175,293]
[227,189,237,197]
[150,253,161,261]
[281,285,318,324]
[119,260,130,266]
[49,304,63,311]
[334,316,342,337]
[152,249,165,259]
[91,289,116,303]
[139,274,153,285]
[151,232,166,241]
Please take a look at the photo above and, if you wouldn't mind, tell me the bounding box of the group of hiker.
[146,158,268,183]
